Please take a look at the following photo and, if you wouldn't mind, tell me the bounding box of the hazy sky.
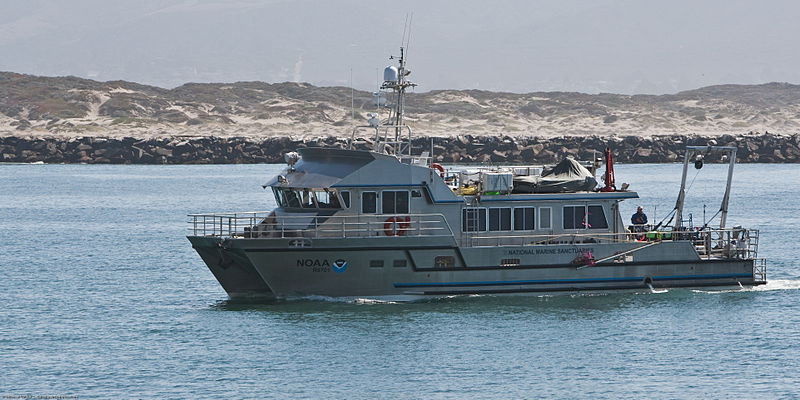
[1,0,798,94]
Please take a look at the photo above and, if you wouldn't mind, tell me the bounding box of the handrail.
[188,211,759,261]
[753,258,767,282]
[188,212,456,239]
[461,227,760,260]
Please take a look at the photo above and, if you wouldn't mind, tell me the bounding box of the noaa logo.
[332,259,348,273]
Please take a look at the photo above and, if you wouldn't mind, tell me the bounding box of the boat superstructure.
[187,49,766,300]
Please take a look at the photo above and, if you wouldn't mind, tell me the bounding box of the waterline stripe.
[393,273,753,288]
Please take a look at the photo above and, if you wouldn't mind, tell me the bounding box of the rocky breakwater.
[1,133,798,164]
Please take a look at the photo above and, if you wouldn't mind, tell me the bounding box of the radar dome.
[383,66,398,83]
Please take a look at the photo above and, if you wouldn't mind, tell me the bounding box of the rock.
[0,133,796,165]
[153,147,172,157]
[491,149,508,162]
[636,148,652,158]
[519,146,535,162]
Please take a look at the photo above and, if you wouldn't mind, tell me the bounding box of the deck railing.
[188,212,455,239]
[189,212,759,260]
[753,258,767,282]
[462,227,759,260]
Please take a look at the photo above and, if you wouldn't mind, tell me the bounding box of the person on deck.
[631,206,648,225]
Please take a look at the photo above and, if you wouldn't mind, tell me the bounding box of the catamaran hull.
[188,236,274,298]
[203,236,765,299]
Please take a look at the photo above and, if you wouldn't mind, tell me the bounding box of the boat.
[187,47,767,300]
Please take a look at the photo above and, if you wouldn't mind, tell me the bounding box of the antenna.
[350,68,354,121]
[404,13,413,60]
[401,14,409,50]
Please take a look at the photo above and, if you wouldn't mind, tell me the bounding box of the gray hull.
[199,236,763,300]
[188,236,274,298]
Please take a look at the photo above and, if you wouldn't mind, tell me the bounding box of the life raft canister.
[384,216,411,236]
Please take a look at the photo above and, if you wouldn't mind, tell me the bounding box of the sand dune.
[1,72,798,140]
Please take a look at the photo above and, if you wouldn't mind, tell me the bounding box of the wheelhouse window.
[489,207,512,231]
[462,207,487,232]
[274,188,342,209]
[362,191,377,214]
[340,191,351,208]
[382,190,409,214]
[513,207,535,231]
[273,188,287,207]
[539,207,552,230]
[314,189,341,208]
[274,188,301,208]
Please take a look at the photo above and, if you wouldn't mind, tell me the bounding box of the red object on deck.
[600,147,616,192]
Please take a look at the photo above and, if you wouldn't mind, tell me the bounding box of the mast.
[674,148,692,230]
[718,147,737,230]
[381,47,417,157]
[348,43,419,158]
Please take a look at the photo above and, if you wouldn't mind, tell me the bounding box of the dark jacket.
[631,211,648,225]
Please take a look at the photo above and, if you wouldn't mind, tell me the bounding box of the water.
[1,162,798,399]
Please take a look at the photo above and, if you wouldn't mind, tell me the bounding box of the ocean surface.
[1,162,798,399]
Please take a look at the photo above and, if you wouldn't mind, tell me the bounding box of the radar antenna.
[382,46,417,153]
[347,21,423,163]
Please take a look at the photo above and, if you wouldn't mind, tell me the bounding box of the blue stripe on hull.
[393,273,754,288]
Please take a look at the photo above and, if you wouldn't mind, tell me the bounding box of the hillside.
[2,71,800,139]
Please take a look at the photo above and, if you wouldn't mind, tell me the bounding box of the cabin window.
[539,207,552,230]
[489,207,512,231]
[382,190,409,214]
[563,205,587,230]
[273,188,285,207]
[286,191,301,207]
[362,191,377,214]
[300,189,316,208]
[393,259,407,268]
[563,205,607,229]
[369,260,384,268]
[340,191,351,208]
[587,205,608,229]
[462,208,487,232]
[513,207,535,231]
[273,188,303,208]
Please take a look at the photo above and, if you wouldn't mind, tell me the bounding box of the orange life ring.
[431,163,445,178]
[384,216,411,236]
